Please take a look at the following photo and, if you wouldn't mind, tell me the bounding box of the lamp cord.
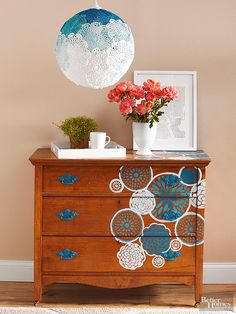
[94,0,101,9]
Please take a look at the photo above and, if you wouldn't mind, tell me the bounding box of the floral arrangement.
[108,80,179,127]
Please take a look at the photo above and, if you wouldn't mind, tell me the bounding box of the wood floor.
[0,282,235,308]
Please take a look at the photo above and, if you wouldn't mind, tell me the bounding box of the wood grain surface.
[42,236,195,274]
[30,149,211,166]
[42,197,198,236]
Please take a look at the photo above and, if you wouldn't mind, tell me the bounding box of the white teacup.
[90,132,111,149]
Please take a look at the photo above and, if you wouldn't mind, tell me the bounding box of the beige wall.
[0,0,235,262]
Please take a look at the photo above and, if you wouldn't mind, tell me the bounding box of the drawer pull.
[161,249,181,261]
[57,209,78,221]
[57,173,79,185]
[57,249,78,260]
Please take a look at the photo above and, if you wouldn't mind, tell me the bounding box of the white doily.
[152,255,165,268]
[117,243,146,270]
[109,179,124,193]
[170,239,182,252]
[190,180,206,209]
[129,190,156,215]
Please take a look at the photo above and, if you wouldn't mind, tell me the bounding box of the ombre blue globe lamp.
[55,0,135,89]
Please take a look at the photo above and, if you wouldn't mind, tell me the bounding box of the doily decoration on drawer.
[140,223,171,256]
[152,255,165,268]
[148,173,191,197]
[119,166,153,191]
[117,243,146,270]
[55,8,134,89]
[108,167,205,270]
[150,197,190,222]
[129,190,156,215]
[190,180,206,209]
[110,209,144,243]
[170,239,182,252]
[175,213,205,246]
[179,167,202,186]
[109,179,124,193]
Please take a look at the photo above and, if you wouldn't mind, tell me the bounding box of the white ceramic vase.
[132,122,157,155]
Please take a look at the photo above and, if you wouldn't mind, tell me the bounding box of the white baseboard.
[0,260,33,282]
[203,262,236,284]
[0,260,235,283]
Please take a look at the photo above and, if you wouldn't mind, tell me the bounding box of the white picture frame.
[134,71,197,151]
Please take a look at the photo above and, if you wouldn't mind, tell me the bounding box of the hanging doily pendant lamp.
[55,0,135,89]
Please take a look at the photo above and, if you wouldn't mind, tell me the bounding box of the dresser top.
[29,148,211,166]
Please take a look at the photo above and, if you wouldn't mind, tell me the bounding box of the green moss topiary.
[57,116,98,148]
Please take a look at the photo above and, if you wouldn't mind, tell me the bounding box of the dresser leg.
[195,282,202,303]
[195,218,204,305]
[195,272,202,304]
[34,282,42,305]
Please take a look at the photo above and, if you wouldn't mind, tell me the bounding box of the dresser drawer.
[43,165,201,196]
[42,236,196,273]
[43,165,157,195]
[43,166,120,195]
[42,197,203,239]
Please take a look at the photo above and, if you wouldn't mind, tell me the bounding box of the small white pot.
[132,122,157,155]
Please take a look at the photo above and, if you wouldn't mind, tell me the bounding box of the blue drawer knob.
[161,249,181,261]
[57,249,78,260]
[57,209,78,221]
[57,173,79,185]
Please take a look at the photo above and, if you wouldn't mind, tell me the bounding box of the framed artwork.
[134,71,197,151]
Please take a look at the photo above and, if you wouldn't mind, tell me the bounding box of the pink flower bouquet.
[108,80,178,128]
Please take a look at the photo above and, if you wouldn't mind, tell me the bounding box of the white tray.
[51,141,126,159]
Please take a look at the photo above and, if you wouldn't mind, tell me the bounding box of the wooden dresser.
[30,149,210,304]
